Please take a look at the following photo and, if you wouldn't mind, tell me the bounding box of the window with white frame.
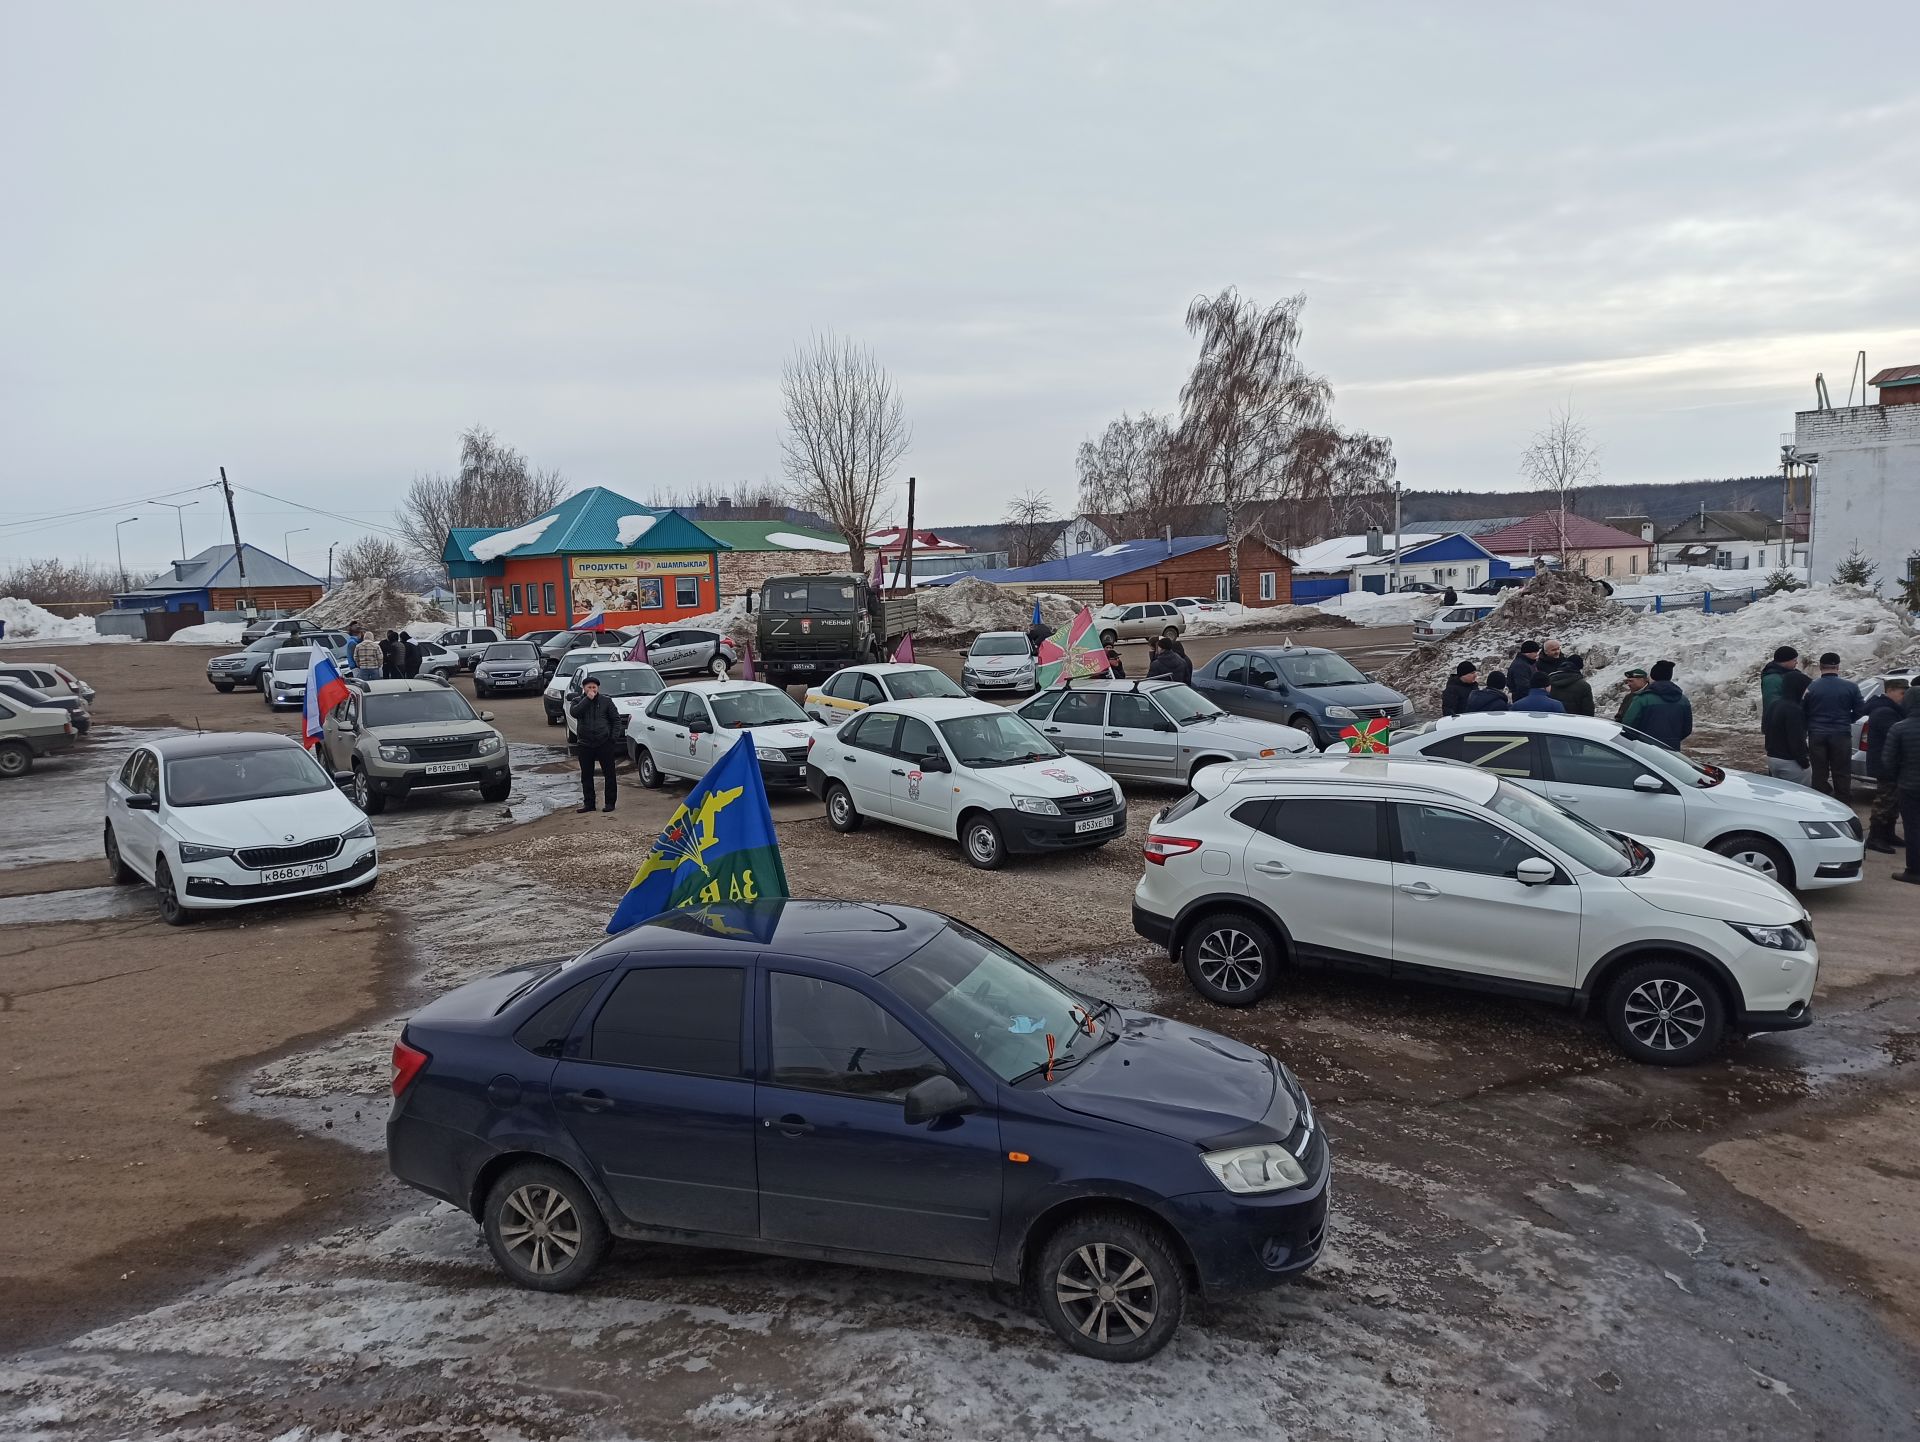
[1215,573,1231,602]
[1258,571,1276,601]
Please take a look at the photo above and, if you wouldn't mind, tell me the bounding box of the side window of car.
[1424,732,1540,778]
[823,672,852,699]
[1018,691,1061,722]
[1218,652,1248,685]
[1109,693,1163,731]
[1543,735,1646,790]
[1230,798,1272,831]
[514,974,607,1058]
[895,716,939,761]
[588,966,743,1077]
[1120,605,1143,622]
[849,711,901,754]
[647,691,683,723]
[1395,804,1544,879]
[118,752,143,787]
[1053,692,1106,727]
[1246,656,1279,689]
[768,973,944,1100]
[1260,798,1386,860]
[854,675,886,705]
[0,700,15,720]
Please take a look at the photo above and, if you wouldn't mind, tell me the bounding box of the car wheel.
[709,655,730,677]
[545,708,561,727]
[0,740,31,779]
[480,777,512,803]
[1034,1210,1186,1362]
[154,857,193,926]
[1181,910,1280,1005]
[476,682,491,698]
[351,762,387,815]
[635,749,661,789]
[1288,716,1319,746]
[826,782,862,832]
[104,823,135,883]
[482,1161,611,1294]
[1603,957,1726,1066]
[214,682,234,693]
[1709,834,1795,889]
[961,813,1006,870]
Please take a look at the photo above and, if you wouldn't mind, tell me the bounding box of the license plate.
[424,761,467,775]
[1074,815,1115,834]
[263,862,325,884]
[793,663,816,672]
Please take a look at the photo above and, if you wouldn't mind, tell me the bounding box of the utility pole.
[152,499,198,561]
[326,541,341,589]
[1390,480,1404,593]
[219,466,252,616]
[114,516,141,594]
[901,476,917,592]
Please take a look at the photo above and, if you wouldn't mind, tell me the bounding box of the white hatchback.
[806,698,1127,869]
[629,680,826,792]
[1387,713,1865,891]
[104,732,377,924]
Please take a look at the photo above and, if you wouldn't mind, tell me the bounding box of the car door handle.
[765,1114,814,1137]
[890,768,907,776]
[1043,727,1062,734]
[562,1089,614,1113]
[1399,881,1441,897]
[1548,792,1579,802]
[1104,731,1123,738]
[1253,860,1291,876]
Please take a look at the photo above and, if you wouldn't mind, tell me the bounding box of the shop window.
[509,584,523,615]
[675,577,701,608]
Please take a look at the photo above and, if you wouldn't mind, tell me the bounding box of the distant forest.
[1397,475,1788,524]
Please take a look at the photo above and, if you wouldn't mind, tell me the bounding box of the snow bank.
[1186,603,1357,636]
[296,580,448,635]
[914,578,1078,646]
[0,597,128,644]
[166,621,247,645]
[1315,590,1446,626]
[469,514,558,562]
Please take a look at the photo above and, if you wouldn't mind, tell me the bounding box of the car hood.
[1620,837,1804,924]
[477,658,540,672]
[1191,714,1314,754]
[1291,681,1406,710]
[976,754,1116,796]
[210,650,267,666]
[168,788,365,847]
[732,721,827,747]
[363,719,497,744]
[1702,769,1856,822]
[1047,1010,1289,1144]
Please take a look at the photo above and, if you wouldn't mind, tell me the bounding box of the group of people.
[1439,639,1695,749]
[347,627,423,681]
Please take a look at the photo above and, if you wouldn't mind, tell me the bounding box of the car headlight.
[1799,821,1847,839]
[178,842,233,864]
[1201,1143,1309,1195]
[1727,921,1807,952]
[342,819,374,841]
[1323,705,1357,720]
[475,735,502,755]
[1009,794,1060,815]
[379,744,411,763]
[754,746,784,762]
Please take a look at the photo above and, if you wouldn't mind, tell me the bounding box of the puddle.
[0,885,147,925]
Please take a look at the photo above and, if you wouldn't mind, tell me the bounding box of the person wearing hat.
[1546,655,1594,716]
[1864,676,1910,852]
[1441,661,1479,717]
[1802,651,1864,802]
[1622,659,1693,748]
[1614,667,1650,723]
[1507,641,1542,703]
[1466,669,1511,712]
[1759,645,1802,722]
[569,675,625,814]
[1763,668,1813,785]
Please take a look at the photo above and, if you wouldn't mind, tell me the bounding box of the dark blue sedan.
[387,900,1329,1361]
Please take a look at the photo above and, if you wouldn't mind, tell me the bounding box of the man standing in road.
[400,631,422,679]
[1878,683,1920,883]
[571,675,623,814]
[1802,652,1864,802]
[1442,661,1479,717]
[1763,668,1813,784]
[1624,659,1694,749]
[353,630,384,681]
[381,630,401,676]
[1864,675,1909,853]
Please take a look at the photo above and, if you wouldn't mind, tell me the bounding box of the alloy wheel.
[1054,1242,1157,1346]
[1196,927,1264,993]
[1622,977,1706,1052]
[498,1184,582,1276]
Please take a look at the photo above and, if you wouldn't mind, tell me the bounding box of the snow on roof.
[616,515,657,546]
[1289,533,1443,572]
[766,531,849,552]
[868,527,966,551]
[470,514,560,562]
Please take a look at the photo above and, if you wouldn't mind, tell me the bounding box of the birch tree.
[779,333,910,576]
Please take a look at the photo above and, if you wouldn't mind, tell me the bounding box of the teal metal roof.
[442,488,730,572]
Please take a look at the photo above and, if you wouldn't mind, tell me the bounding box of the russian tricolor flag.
[303,652,351,751]
[575,609,607,631]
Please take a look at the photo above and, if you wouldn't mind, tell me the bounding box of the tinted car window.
[361,690,478,727]
[588,967,743,1076]
[1246,655,1279,688]
[1260,798,1385,859]
[515,975,606,1058]
[847,710,901,753]
[768,974,943,1100]
[853,675,886,705]
[887,669,964,700]
[823,671,855,699]
[1052,692,1106,727]
[1230,799,1272,831]
[1017,691,1061,721]
[1546,734,1652,790]
[165,747,332,806]
[1395,804,1544,879]
[1217,653,1248,685]
[1424,732,1539,778]
[896,716,938,760]
[646,691,685,722]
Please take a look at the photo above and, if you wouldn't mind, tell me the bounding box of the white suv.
[1131,757,1817,1065]
[1385,713,1865,891]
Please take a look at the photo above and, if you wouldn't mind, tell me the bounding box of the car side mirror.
[688,718,712,735]
[126,793,158,812]
[479,710,495,722]
[1267,679,1285,691]
[902,1074,974,1125]
[919,752,950,773]
[1633,774,1664,792]
[1516,857,1556,886]
[1362,672,1376,682]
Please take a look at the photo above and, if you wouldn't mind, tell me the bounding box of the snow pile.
[1187,603,1357,636]
[0,597,117,643]
[469,514,558,562]
[1315,589,1446,626]
[296,580,448,635]
[615,515,656,546]
[1625,566,1808,596]
[166,621,247,644]
[914,577,1077,646]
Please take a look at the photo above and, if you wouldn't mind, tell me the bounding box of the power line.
[0,482,223,538]
[232,485,412,540]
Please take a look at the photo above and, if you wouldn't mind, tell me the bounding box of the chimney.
[1164,524,1173,555]
[717,496,733,513]
[1365,526,1384,555]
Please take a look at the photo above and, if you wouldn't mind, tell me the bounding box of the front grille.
[1058,790,1116,816]
[188,850,373,899]
[234,836,344,870]
[773,638,853,659]
[411,741,479,763]
[1352,705,1398,721]
[780,746,811,764]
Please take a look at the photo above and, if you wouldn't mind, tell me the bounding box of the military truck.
[753,573,919,687]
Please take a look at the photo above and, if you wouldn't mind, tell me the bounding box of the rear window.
[1260,798,1385,859]
[512,974,602,1057]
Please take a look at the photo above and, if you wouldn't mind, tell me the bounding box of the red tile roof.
[1476,512,1652,554]
[1868,363,1920,389]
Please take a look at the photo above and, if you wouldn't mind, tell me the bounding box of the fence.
[1618,588,1763,616]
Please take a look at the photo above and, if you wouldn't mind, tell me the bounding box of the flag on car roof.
[893,632,915,664]
[302,651,351,751]
[626,628,649,663]
[1035,605,1112,689]
[1339,717,1392,754]
[575,609,607,631]
[606,733,789,934]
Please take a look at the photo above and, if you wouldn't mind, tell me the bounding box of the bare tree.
[1518,406,1601,556]
[0,557,141,604]
[779,333,909,575]
[398,426,567,563]
[1003,490,1059,568]
[1074,412,1208,540]
[646,477,793,518]
[1170,289,1333,599]
[336,535,410,583]
[1281,425,1398,540]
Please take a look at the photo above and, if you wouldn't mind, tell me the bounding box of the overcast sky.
[4,2,1917,574]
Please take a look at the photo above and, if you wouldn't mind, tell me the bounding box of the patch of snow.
[1314,590,1445,627]
[470,513,559,562]
[616,514,658,546]
[1093,542,1137,557]
[0,598,128,644]
[164,621,247,645]
[1290,533,1443,572]
[765,531,849,552]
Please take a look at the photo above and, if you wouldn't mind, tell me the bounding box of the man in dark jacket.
[570,676,624,813]
[1538,638,1567,676]
[1466,671,1511,712]
[1879,687,1920,881]
[380,630,401,675]
[1157,637,1193,683]
[1864,676,1909,852]
[1441,586,1457,607]
[1763,668,1813,785]
[400,631,422,679]
[1441,661,1479,717]
[1614,667,1649,722]
[1507,641,1542,702]
[1802,652,1864,802]
[1759,646,1801,721]
[1513,679,1566,713]
[1146,638,1180,680]
[1547,655,1594,716]
[1623,660,1694,748]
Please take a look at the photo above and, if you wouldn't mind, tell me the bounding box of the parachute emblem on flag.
[1340,717,1392,754]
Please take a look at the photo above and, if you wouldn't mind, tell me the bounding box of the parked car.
[0,661,94,704]
[1464,576,1530,596]
[960,631,1038,695]
[628,681,825,791]
[239,616,309,645]
[541,647,629,723]
[1132,756,1817,1065]
[102,732,377,922]
[635,627,738,679]
[205,635,295,690]
[1095,601,1186,642]
[1015,679,1314,785]
[807,698,1126,869]
[0,677,89,734]
[564,661,665,746]
[538,629,640,676]
[1855,671,1918,785]
[439,627,505,670]
[474,641,549,698]
[1393,581,1446,595]
[801,662,967,725]
[1190,645,1413,747]
[261,647,326,710]
[385,899,1329,1360]
[519,629,562,651]
[319,679,511,815]
[1389,712,1864,890]
[0,692,77,777]
[1411,602,1499,643]
[1169,596,1224,615]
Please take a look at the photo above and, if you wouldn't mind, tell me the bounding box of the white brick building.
[1795,371,1920,593]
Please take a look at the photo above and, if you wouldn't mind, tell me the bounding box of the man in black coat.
[1802,651,1865,802]
[1507,641,1541,702]
[1441,661,1478,717]
[380,630,401,675]
[1879,687,1920,882]
[400,631,422,679]
[1763,668,1813,785]
[1864,675,1909,852]
[1465,670,1511,712]
[570,676,624,813]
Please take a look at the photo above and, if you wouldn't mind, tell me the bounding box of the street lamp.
[326,540,343,589]
[114,516,141,594]
[283,527,310,564]
[151,500,200,562]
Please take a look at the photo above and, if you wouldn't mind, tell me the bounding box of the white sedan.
[806,697,1127,869]
[103,732,377,924]
[801,662,967,725]
[628,680,827,791]
[565,661,665,745]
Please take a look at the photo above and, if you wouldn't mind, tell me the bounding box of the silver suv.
[1016,679,1314,784]
[318,679,510,814]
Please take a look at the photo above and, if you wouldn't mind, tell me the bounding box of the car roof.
[1419,712,1623,740]
[667,679,779,695]
[1218,644,1336,658]
[355,678,456,694]
[146,731,305,759]
[586,899,954,973]
[971,630,1029,641]
[1200,754,1501,805]
[1028,678,1182,695]
[826,662,940,677]
[578,661,660,675]
[864,696,1007,720]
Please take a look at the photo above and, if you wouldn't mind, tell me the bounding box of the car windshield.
[271,649,314,672]
[887,669,966,700]
[970,635,1030,657]
[362,690,479,727]
[937,711,1060,768]
[884,924,1110,1082]
[764,578,858,611]
[243,636,282,654]
[555,652,615,678]
[1617,730,1722,788]
[1275,652,1368,687]
[1486,779,1633,876]
[585,667,662,697]
[1152,684,1224,724]
[166,747,335,807]
[710,688,809,728]
[484,643,539,662]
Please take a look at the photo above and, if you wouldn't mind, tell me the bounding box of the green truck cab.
[753,573,919,688]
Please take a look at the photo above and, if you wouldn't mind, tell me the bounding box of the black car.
[1465,576,1530,596]
[473,641,547,697]
[387,900,1329,1362]
[0,678,89,734]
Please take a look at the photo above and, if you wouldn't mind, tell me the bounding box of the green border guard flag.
[606,733,789,934]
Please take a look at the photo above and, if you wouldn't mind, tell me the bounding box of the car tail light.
[1144,834,1203,865]
[391,1039,430,1096]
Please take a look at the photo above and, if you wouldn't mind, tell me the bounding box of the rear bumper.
[992,802,1125,854]
[805,763,831,799]
[1131,901,1175,949]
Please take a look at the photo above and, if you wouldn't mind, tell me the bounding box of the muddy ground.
[2,636,1918,1440]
